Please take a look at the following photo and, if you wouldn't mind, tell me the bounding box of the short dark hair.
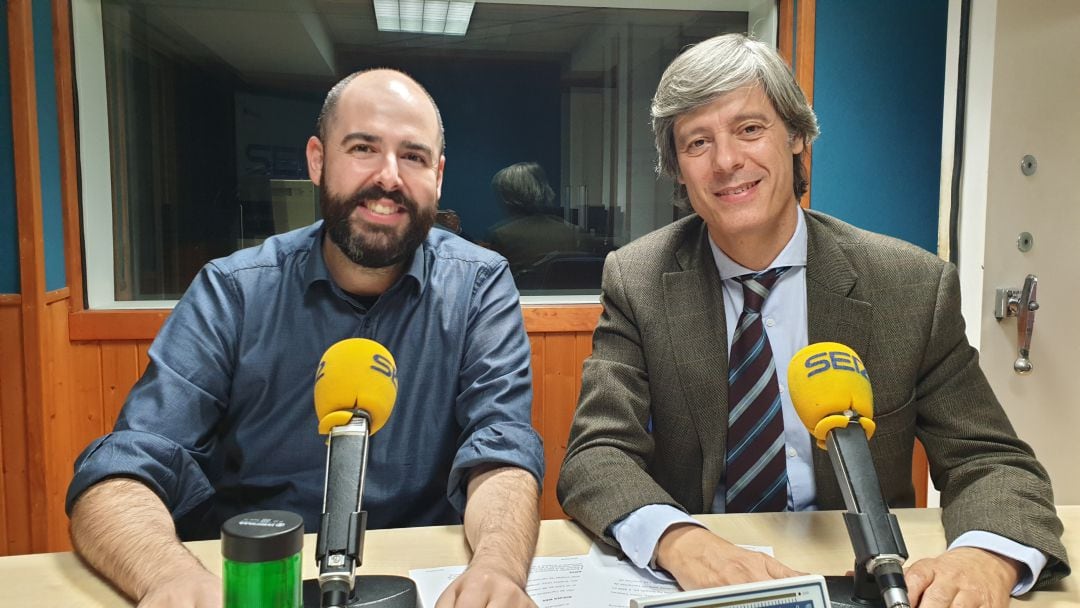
[491,162,555,213]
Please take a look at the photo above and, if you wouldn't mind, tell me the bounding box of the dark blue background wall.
[1,8,19,294]
[33,2,66,291]
[233,58,562,246]
[389,59,563,242]
[1,3,68,295]
[811,0,947,253]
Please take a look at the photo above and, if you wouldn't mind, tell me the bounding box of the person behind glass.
[487,162,593,286]
[557,33,1068,607]
[66,69,543,608]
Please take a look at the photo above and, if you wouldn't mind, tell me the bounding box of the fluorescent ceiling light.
[375,0,475,36]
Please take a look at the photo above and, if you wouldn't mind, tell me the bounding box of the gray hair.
[651,33,820,206]
[315,68,446,154]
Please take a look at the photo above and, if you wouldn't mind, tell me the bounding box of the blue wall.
[393,59,563,242]
[0,2,68,295]
[1,6,20,294]
[811,0,948,253]
[33,2,66,291]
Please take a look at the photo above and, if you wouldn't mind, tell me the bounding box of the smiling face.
[673,84,804,269]
[307,71,444,269]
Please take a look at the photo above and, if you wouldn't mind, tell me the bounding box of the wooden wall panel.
[528,330,595,521]
[136,342,151,376]
[534,332,591,521]
[795,0,816,208]
[528,334,550,517]
[0,306,10,556]
[53,0,86,315]
[522,306,601,333]
[913,440,928,509]
[0,303,30,555]
[43,300,74,550]
[99,341,143,430]
[528,335,545,436]
[69,343,105,462]
[10,0,51,555]
[778,0,794,66]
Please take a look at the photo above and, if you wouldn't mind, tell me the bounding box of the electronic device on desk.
[629,574,830,608]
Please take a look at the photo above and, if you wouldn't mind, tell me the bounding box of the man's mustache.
[346,186,415,213]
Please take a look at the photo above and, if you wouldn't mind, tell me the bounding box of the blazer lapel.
[662,220,729,511]
[803,210,874,509]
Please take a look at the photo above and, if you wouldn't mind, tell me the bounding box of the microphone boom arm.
[316,413,371,607]
[827,418,910,608]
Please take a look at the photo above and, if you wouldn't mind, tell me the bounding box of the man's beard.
[321,183,436,269]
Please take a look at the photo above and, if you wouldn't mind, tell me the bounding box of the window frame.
[72,0,778,310]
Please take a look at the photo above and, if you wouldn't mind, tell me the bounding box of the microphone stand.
[304,412,416,607]
[823,414,911,608]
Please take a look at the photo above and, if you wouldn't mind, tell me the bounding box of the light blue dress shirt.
[611,211,1045,593]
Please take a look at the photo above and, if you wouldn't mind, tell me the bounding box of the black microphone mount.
[823,412,911,608]
[317,412,370,607]
[308,411,416,608]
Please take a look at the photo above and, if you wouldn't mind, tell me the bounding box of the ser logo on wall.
[244,144,308,178]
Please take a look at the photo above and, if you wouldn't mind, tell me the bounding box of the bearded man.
[67,69,543,608]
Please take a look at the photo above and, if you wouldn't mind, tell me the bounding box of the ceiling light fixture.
[374,0,475,36]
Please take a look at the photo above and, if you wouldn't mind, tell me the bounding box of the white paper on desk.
[410,564,465,608]
[409,542,773,608]
[410,555,585,608]
[569,543,678,607]
[572,542,774,607]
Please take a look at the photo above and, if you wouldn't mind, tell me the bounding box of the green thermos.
[221,510,305,607]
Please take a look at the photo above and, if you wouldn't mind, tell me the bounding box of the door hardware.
[994,274,1039,374]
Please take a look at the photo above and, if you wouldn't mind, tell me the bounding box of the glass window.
[73,0,777,307]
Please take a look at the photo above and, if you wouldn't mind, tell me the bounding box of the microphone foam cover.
[314,338,398,435]
[787,341,875,448]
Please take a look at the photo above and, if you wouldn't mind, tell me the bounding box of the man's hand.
[445,465,540,607]
[71,479,220,607]
[656,524,805,590]
[434,560,536,608]
[136,567,221,608]
[905,547,1021,608]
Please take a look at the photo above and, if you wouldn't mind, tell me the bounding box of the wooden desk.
[1,507,1076,606]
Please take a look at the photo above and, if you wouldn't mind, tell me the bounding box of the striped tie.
[725,266,790,513]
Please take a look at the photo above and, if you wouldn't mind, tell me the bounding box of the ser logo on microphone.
[371,353,398,389]
[804,350,869,379]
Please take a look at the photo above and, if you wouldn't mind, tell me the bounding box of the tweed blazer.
[558,209,1069,586]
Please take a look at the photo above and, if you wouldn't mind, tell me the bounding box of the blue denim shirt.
[66,222,544,540]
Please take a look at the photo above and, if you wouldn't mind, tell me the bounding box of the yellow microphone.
[314,338,398,435]
[786,342,909,608]
[312,338,407,607]
[787,341,876,450]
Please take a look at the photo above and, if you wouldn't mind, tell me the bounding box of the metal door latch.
[994,274,1039,374]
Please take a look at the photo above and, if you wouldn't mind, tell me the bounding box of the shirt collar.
[303,221,428,295]
[400,236,429,293]
[303,223,332,289]
[708,208,808,280]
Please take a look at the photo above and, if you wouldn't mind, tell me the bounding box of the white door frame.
[933,0,1002,507]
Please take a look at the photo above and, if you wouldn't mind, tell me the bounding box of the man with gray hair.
[558,33,1068,607]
